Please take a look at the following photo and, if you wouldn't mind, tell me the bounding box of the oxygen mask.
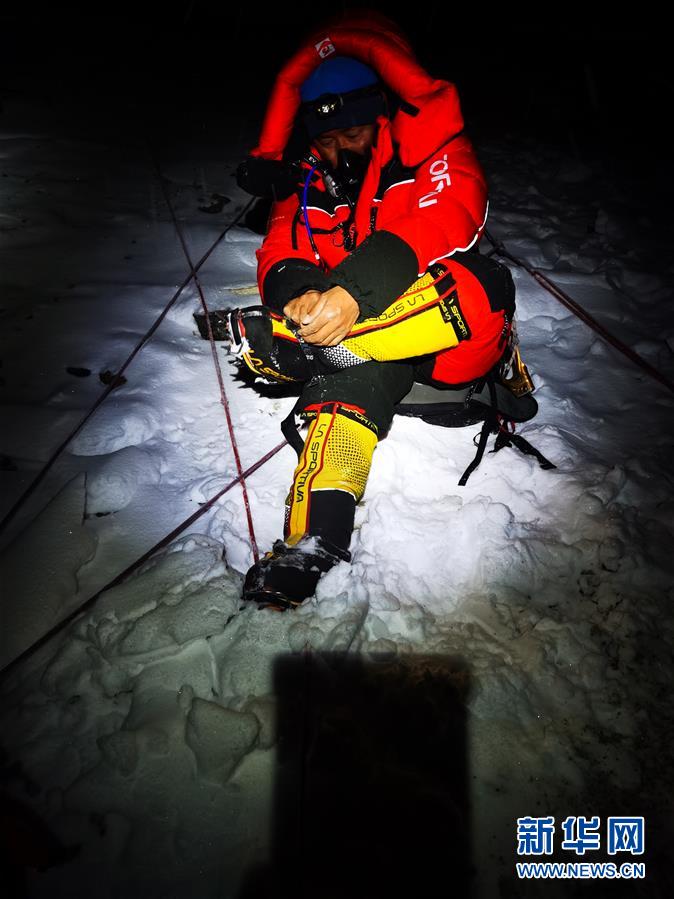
[323,148,371,209]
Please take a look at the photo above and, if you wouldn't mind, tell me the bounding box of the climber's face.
[313,124,376,169]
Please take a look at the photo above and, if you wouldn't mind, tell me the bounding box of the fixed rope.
[0,439,287,682]
[484,228,674,397]
[0,196,256,538]
[150,151,259,562]
[0,149,271,679]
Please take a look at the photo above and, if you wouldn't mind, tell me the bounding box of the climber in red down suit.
[230,13,516,608]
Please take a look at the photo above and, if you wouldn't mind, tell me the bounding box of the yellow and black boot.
[228,307,313,384]
[195,306,312,385]
[243,401,378,609]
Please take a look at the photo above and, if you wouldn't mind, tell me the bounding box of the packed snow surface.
[1,97,673,898]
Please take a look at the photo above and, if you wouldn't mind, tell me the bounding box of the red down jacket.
[252,16,493,384]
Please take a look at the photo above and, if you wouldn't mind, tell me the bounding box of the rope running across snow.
[150,150,260,563]
[484,228,674,397]
[0,439,287,682]
[0,194,256,538]
[0,153,274,679]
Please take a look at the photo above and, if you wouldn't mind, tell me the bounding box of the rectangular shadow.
[241,651,472,899]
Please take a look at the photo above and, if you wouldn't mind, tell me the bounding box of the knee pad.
[228,307,311,384]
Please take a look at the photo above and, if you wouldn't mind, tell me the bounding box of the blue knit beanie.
[300,56,386,139]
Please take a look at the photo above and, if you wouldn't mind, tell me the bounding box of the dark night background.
[1,4,669,179]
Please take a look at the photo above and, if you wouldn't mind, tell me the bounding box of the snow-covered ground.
[1,90,673,898]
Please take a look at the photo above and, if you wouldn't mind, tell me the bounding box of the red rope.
[153,164,259,562]
[484,229,674,397]
[0,198,255,538]
[0,439,287,681]
[0,152,272,678]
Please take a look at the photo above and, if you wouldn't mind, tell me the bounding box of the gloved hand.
[236,156,300,200]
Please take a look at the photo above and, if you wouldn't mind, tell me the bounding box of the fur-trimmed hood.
[251,14,465,169]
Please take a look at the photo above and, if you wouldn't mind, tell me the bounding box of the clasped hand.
[283,286,359,346]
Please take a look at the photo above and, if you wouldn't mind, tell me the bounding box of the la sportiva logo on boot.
[315,37,336,59]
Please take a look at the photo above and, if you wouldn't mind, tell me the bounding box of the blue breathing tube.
[302,164,321,264]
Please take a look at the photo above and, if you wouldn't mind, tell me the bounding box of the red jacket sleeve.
[255,134,488,316]
[255,194,331,312]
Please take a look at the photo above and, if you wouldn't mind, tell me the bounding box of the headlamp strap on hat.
[301,83,383,121]
[314,93,343,119]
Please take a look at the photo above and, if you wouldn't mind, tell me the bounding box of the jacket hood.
[251,15,465,169]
